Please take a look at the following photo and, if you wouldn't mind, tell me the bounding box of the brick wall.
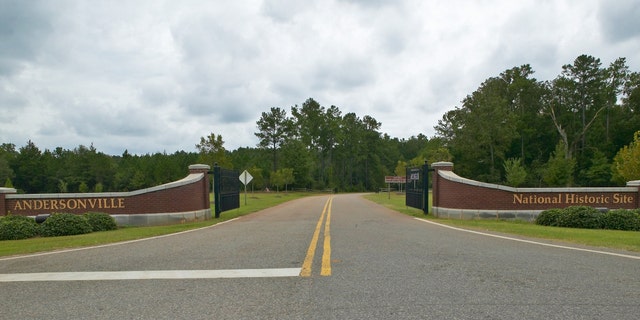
[431,162,640,220]
[1,164,212,226]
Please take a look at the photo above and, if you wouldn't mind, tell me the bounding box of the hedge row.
[536,206,640,231]
[0,212,118,240]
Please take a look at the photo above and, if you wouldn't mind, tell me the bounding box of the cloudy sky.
[1,0,639,155]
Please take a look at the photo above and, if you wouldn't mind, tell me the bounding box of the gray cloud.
[1,0,639,155]
[598,0,640,43]
[261,0,314,22]
[0,0,52,75]
[311,58,374,91]
[339,0,395,8]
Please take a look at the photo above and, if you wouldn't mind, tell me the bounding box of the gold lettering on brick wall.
[13,198,126,211]
[513,193,634,205]
[512,194,563,204]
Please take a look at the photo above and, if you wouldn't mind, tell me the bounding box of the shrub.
[0,215,40,240]
[40,213,93,237]
[557,206,603,229]
[601,209,640,231]
[535,209,564,226]
[84,212,118,232]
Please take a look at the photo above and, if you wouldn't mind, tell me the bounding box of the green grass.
[368,191,431,218]
[365,192,640,252]
[0,192,315,257]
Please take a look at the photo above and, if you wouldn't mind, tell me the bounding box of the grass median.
[365,192,640,253]
[0,192,316,258]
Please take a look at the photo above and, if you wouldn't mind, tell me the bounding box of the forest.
[1,54,639,194]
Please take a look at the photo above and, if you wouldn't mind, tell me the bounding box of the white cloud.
[1,0,639,155]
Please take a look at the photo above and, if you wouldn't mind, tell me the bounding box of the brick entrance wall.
[431,162,640,221]
[0,164,212,226]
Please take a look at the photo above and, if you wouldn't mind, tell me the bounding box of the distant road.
[1,194,638,319]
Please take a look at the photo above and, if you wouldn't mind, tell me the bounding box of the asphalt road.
[1,194,638,319]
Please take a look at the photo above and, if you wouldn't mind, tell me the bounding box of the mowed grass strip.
[0,192,315,257]
[365,192,640,253]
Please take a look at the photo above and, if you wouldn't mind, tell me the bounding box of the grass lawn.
[365,192,640,253]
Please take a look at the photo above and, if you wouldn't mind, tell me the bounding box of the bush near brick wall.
[84,212,118,232]
[602,209,640,231]
[536,206,640,231]
[40,213,93,237]
[0,215,40,240]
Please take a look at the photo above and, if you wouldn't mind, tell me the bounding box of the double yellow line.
[300,196,333,277]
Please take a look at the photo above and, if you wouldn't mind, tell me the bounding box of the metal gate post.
[213,163,221,218]
[422,161,429,215]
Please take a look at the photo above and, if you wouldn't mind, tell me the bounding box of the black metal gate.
[213,164,240,218]
[406,162,429,214]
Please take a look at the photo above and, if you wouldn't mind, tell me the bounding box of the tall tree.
[615,71,640,153]
[500,65,550,164]
[12,140,45,193]
[255,107,290,172]
[0,143,16,188]
[443,76,518,181]
[280,139,313,188]
[290,99,343,188]
[361,115,383,190]
[196,133,231,168]
[546,55,608,159]
[334,112,366,190]
[603,58,630,142]
[291,98,324,149]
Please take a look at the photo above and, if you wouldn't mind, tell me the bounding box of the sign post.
[239,170,253,205]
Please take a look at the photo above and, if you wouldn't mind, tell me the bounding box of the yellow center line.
[321,196,333,276]
[300,196,333,277]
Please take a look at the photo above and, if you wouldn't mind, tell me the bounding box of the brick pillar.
[188,164,211,210]
[0,187,17,216]
[430,162,453,215]
[627,180,640,209]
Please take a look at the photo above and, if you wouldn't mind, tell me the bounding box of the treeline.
[1,54,639,194]
[249,98,446,192]
[0,143,200,193]
[0,131,433,194]
[435,55,640,187]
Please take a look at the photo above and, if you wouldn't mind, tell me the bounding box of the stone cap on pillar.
[0,187,17,194]
[188,164,211,174]
[627,180,640,187]
[431,162,454,171]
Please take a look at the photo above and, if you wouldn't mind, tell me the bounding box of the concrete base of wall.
[433,207,542,222]
[112,209,212,227]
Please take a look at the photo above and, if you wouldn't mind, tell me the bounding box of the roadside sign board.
[239,170,253,186]
[239,170,253,206]
[384,176,406,184]
[409,169,420,181]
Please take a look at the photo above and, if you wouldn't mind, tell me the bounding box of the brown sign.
[385,176,406,183]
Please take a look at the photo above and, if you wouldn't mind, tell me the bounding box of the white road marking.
[0,268,302,282]
[415,218,640,260]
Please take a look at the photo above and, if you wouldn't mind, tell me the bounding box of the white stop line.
[0,268,302,282]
